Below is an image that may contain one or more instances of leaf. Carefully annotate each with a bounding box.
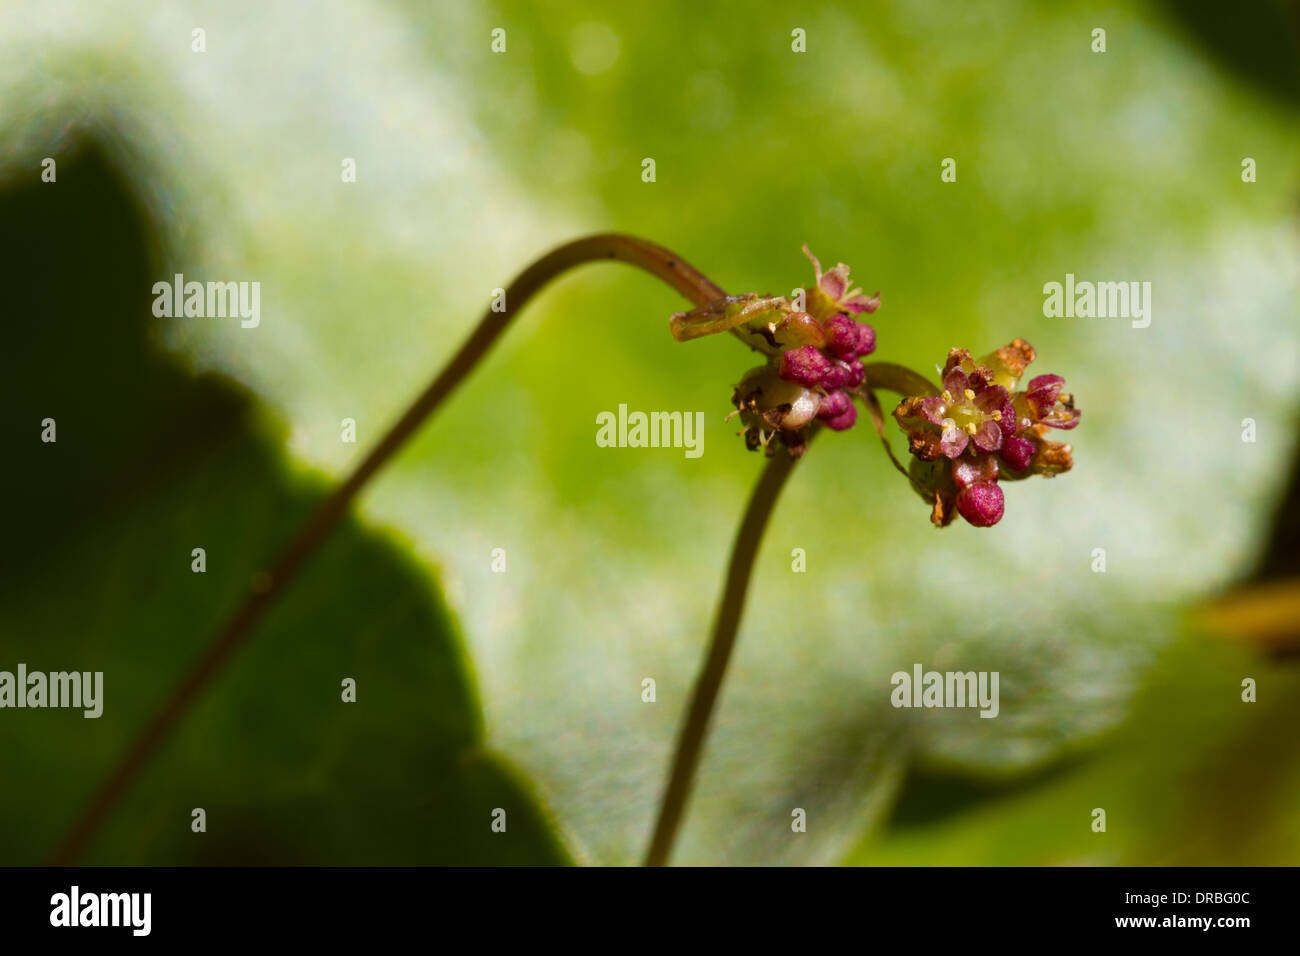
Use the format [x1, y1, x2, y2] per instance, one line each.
[844, 628, 1300, 865]
[0, 142, 570, 865]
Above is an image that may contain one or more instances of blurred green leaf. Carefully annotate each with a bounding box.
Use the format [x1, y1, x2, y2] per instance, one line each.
[0, 143, 570, 865]
[0, 0, 1296, 865]
[845, 627, 1300, 865]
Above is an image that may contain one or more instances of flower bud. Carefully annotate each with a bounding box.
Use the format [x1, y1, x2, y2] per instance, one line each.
[675, 245, 885, 456]
[956, 482, 1004, 527]
[817, 389, 858, 430]
[851, 322, 876, 358]
[778, 345, 833, 387]
[731, 366, 822, 454]
[824, 314, 859, 357]
[821, 358, 865, 389]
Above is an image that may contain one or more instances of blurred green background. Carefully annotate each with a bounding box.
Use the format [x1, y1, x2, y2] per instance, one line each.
[0, 0, 1297, 865]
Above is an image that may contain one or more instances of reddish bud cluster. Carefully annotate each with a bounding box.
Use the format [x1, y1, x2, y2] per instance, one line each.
[727, 247, 880, 455]
[670, 247, 1080, 530]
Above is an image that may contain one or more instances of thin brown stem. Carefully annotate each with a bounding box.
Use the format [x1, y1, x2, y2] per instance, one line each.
[643, 442, 805, 866]
[856, 363, 937, 492]
[50, 234, 724, 865]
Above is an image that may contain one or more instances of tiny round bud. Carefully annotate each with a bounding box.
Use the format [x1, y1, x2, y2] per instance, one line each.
[823, 400, 858, 431]
[817, 388, 853, 422]
[824, 314, 859, 357]
[735, 365, 821, 431]
[851, 322, 876, 358]
[770, 311, 827, 349]
[778, 345, 833, 387]
[821, 358, 865, 389]
[777, 386, 822, 429]
[1000, 435, 1035, 471]
[956, 481, 1004, 527]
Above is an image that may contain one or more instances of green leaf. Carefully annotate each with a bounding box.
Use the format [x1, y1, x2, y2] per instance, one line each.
[844, 628, 1300, 865]
[0, 145, 570, 866]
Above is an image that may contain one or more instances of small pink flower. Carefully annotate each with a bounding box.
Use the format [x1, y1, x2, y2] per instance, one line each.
[707, 245, 885, 456]
[893, 340, 1079, 527]
[803, 245, 880, 317]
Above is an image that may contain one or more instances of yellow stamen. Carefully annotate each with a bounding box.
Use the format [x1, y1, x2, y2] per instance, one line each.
[965, 422, 977, 436]
[941, 390, 953, 403]
[992, 410, 1002, 422]
[963, 388, 975, 400]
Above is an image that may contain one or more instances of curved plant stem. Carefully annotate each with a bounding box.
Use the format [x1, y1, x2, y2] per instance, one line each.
[863, 361, 939, 398]
[50, 234, 724, 865]
[643, 444, 804, 866]
[857, 363, 938, 492]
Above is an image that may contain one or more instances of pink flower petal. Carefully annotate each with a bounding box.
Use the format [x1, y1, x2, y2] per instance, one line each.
[940, 421, 969, 458]
[974, 384, 1009, 412]
[1025, 374, 1065, 416]
[819, 264, 851, 302]
[1042, 406, 1081, 430]
[1027, 374, 1065, 394]
[972, 420, 1003, 453]
[919, 396, 947, 426]
[842, 292, 881, 314]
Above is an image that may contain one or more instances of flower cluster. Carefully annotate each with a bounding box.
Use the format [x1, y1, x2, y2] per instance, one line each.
[892, 340, 1079, 527]
[668, 245, 1080, 529]
[692, 246, 877, 457]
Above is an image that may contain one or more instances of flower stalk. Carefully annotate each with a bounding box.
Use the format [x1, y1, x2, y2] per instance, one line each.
[643, 441, 804, 866]
[50, 234, 723, 865]
[53, 235, 1081, 871]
